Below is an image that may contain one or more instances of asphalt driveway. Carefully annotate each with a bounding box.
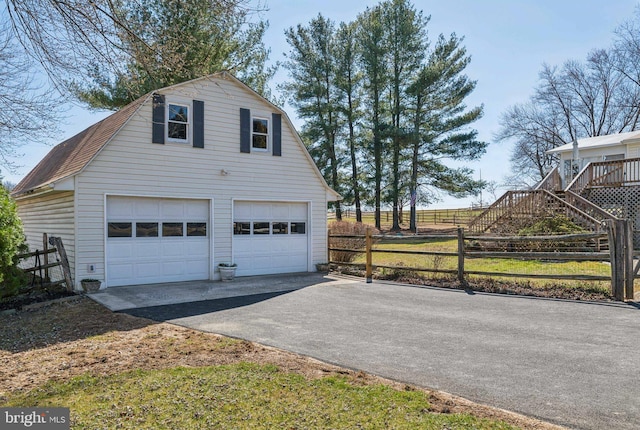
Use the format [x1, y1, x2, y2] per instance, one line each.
[97, 274, 640, 430]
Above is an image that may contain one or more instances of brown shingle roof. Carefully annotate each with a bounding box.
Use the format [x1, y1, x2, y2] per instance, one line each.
[12, 95, 149, 196]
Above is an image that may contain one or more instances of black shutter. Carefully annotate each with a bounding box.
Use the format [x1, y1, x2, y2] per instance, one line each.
[152, 94, 165, 144]
[272, 113, 282, 156]
[193, 100, 204, 148]
[240, 108, 251, 153]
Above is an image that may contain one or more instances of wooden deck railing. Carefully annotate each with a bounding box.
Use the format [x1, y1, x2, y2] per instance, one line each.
[468, 190, 605, 234]
[566, 157, 640, 194]
[534, 166, 562, 192]
[564, 190, 619, 223]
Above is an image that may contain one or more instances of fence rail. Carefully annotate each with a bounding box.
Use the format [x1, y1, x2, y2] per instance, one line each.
[16, 234, 73, 291]
[328, 224, 636, 301]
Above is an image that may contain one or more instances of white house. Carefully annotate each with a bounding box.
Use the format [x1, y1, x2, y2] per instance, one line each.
[547, 130, 640, 186]
[12, 73, 340, 289]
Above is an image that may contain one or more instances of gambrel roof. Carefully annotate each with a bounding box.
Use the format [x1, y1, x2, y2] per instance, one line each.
[12, 72, 339, 200]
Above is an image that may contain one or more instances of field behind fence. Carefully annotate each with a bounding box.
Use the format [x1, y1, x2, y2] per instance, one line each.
[328, 207, 485, 230]
[328, 223, 639, 301]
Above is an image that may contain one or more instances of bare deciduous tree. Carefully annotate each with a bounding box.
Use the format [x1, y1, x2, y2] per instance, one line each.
[0, 23, 59, 171]
[498, 49, 640, 187]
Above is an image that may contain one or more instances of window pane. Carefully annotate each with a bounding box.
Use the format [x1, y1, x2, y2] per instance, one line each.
[168, 122, 187, 140]
[108, 222, 132, 237]
[162, 222, 184, 237]
[136, 222, 158, 237]
[253, 222, 270, 234]
[252, 135, 267, 149]
[272, 222, 288, 234]
[291, 222, 306, 234]
[253, 118, 268, 133]
[169, 104, 188, 122]
[187, 222, 207, 237]
[234, 222, 251, 235]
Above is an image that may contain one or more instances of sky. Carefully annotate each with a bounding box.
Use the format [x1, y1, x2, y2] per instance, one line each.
[7, 0, 640, 208]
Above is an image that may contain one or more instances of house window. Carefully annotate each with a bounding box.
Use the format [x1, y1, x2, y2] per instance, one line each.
[168, 103, 189, 142]
[252, 117, 269, 150]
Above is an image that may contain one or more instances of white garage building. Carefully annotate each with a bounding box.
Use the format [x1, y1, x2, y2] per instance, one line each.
[12, 73, 339, 289]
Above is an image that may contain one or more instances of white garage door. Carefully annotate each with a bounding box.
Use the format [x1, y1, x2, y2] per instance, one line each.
[233, 201, 309, 276]
[106, 196, 210, 287]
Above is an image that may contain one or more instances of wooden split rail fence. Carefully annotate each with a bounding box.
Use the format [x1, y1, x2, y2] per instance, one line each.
[329, 220, 637, 301]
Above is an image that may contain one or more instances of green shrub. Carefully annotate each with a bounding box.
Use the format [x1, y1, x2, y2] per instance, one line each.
[0, 186, 27, 298]
[518, 215, 585, 236]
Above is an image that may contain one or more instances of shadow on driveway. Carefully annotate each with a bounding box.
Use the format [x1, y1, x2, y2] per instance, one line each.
[120, 290, 296, 321]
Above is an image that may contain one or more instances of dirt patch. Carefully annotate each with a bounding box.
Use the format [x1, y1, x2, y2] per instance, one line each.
[0, 297, 564, 429]
[0, 283, 76, 312]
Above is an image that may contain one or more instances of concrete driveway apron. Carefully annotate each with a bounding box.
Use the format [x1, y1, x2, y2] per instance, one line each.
[104, 274, 640, 430]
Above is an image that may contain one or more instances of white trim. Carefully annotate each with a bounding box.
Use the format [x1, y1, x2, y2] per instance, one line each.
[73, 177, 79, 289]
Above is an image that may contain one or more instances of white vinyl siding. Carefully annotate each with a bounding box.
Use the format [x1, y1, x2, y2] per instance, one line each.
[16, 191, 75, 281]
[74, 75, 331, 285]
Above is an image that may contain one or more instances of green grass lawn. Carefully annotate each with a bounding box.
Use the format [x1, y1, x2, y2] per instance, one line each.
[4, 363, 517, 429]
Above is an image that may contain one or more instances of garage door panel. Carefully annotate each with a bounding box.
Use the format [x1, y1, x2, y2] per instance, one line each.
[186, 202, 209, 218]
[272, 205, 289, 218]
[186, 240, 209, 258]
[108, 263, 134, 281]
[134, 242, 161, 258]
[233, 201, 308, 277]
[107, 197, 210, 287]
[162, 261, 185, 276]
[136, 200, 160, 218]
[137, 262, 162, 278]
[161, 200, 185, 218]
[251, 202, 272, 218]
[109, 242, 133, 258]
[289, 204, 307, 218]
[162, 241, 185, 257]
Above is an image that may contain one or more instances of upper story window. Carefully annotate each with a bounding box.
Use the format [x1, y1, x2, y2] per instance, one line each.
[168, 103, 189, 142]
[252, 117, 269, 150]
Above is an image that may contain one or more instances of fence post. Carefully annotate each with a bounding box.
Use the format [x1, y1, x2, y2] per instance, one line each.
[50, 236, 73, 291]
[624, 219, 635, 300]
[42, 233, 49, 282]
[607, 220, 624, 301]
[457, 227, 465, 285]
[366, 228, 373, 283]
[327, 228, 331, 265]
